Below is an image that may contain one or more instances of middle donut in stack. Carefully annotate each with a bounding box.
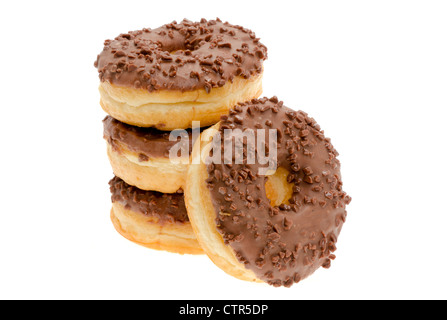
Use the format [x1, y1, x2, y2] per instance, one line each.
[95, 18, 268, 255]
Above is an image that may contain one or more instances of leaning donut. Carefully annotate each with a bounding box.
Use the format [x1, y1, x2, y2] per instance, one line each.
[94, 18, 267, 130]
[103, 116, 200, 193]
[185, 97, 351, 286]
[109, 176, 202, 255]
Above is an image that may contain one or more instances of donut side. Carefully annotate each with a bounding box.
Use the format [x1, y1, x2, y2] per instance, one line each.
[99, 73, 262, 129]
[185, 124, 261, 282]
[106, 144, 187, 193]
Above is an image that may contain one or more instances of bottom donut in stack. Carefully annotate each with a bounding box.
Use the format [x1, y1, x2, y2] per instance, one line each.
[103, 116, 203, 255]
[109, 176, 202, 255]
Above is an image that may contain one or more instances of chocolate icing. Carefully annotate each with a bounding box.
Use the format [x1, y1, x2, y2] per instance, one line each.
[205, 98, 351, 287]
[94, 18, 267, 93]
[109, 176, 189, 224]
[103, 116, 195, 159]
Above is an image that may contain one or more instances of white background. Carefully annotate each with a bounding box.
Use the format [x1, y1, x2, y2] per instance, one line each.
[1, 0, 446, 300]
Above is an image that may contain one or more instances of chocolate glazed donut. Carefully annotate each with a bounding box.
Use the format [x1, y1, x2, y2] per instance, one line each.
[110, 176, 203, 255]
[94, 18, 267, 130]
[185, 97, 351, 287]
[103, 116, 197, 193]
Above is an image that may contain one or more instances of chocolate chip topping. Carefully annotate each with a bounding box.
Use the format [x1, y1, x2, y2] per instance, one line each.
[103, 116, 196, 159]
[94, 18, 267, 92]
[109, 176, 189, 224]
[206, 97, 351, 287]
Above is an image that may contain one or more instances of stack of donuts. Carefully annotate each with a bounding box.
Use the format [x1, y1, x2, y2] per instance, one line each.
[94, 18, 351, 287]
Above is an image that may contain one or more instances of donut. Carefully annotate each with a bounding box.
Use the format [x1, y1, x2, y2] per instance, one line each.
[109, 176, 203, 255]
[94, 18, 267, 130]
[185, 97, 351, 286]
[103, 116, 201, 193]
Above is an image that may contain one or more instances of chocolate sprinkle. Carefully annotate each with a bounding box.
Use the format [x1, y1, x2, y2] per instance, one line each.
[206, 97, 351, 287]
[94, 18, 267, 92]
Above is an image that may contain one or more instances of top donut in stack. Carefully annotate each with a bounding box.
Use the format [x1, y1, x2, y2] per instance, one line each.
[94, 18, 268, 130]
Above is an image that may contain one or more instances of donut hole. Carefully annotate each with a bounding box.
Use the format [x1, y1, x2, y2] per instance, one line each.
[264, 167, 294, 207]
[159, 42, 186, 55]
[162, 36, 204, 54]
